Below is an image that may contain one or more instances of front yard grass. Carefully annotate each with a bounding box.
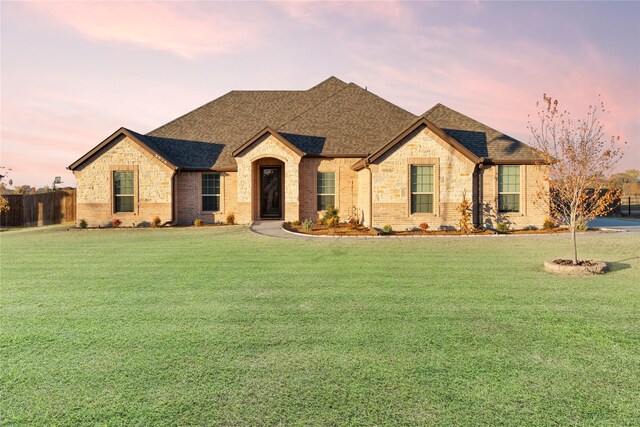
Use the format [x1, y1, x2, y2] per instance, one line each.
[1, 226, 639, 425]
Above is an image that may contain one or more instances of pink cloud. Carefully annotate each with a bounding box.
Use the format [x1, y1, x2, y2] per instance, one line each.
[273, 0, 411, 26]
[27, 2, 263, 59]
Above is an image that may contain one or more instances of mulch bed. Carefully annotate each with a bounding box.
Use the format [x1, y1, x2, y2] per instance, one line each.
[552, 259, 600, 267]
[284, 223, 377, 236]
[284, 222, 593, 237]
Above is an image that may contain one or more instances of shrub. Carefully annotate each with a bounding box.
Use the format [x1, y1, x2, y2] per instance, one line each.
[457, 190, 472, 234]
[111, 219, 122, 228]
[302, 218, 314, 231]
[576, 220, 588, 231]
[419, 222, 429, 231]
[226, 212, 235, 225]
[543, 218, 555, 230]
[382, 224, 393, 235]
[292, 220, 301, 227]
[321, 206, 340, 225]
[151, 216, 161, 227]
[194, 218, 204, 227]
[326, 216, 339, 228]
[347, 216, 358, 230]
[495, 221, 509, 234]
[78, 219, 88, 229]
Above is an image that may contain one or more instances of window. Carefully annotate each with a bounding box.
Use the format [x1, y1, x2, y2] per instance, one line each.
[317, 172, 335, 211]
[202, 173, 220, 212]
[411, 165, 434, 214]
[113, 171, 134, 213]
[498, 165, 520, 212]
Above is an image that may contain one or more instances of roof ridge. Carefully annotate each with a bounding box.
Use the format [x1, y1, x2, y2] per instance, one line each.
[276, 83, 417, 132]
[428, 103, 506, 135]
[273, 82, 353, 129]
[348, 82, 418, 118]
[421, 103, 444, 117]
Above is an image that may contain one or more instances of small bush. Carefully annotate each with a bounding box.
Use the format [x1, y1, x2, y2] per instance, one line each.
[194, 218, 204, 227]
[543, 218, 555, 230]
[111, 219, 122, 228]
[321, 206, 340, 225]
[419, 222, 429, 231]
[382, 224, 393, 235]
[495, 221, 509, 234]
[576, 220, 588, 231]
[151, 216, 161, 227]
[292, 220, 301, 227]
[347, 216, 358, 230]
[226, 212, 235, 225]
[78, 219, 88, 229]
[302, 219, 314, 231]
[326, 216, 339, 228]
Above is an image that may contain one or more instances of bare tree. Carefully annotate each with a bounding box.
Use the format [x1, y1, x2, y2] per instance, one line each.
[529, 95, 625, 265]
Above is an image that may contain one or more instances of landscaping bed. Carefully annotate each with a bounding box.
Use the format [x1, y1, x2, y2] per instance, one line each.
[284, 222, 377, 236]
[284, 222, 595, 237]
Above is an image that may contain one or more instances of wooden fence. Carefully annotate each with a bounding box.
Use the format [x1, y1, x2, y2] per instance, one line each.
[1, 189, 76, 227]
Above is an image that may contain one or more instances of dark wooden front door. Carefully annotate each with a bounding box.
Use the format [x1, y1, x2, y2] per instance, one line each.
[260, 166, 282, 219]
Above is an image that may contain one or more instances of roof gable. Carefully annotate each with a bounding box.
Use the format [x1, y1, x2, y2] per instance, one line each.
[232, 127, 304, 158]
[423, 104, 544, 162]
[68, 128, 176, 171]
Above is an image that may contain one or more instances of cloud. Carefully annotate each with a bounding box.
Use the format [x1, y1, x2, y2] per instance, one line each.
[26, 1, 263, 59]
[272, 0, 412, 27]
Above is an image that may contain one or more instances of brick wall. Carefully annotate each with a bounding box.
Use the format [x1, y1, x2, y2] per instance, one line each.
[299, 158, 360, 222]
[480, 164, 549, 229]
[74, 135, 174, 226]
[175, 171, 237, 224]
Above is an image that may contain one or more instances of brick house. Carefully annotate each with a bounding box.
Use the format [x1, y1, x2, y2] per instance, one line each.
[68, 77, 549, 229]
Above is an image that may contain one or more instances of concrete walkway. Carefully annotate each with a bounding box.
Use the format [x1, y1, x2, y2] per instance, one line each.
[589, 217, 640, 232]
[250, 220, 310, 239]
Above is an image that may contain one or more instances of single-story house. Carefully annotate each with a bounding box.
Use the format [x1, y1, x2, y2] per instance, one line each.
[69, 77, 549, 229]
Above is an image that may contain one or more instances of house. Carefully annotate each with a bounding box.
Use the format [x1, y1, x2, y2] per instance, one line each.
[68, 77, 549, 229]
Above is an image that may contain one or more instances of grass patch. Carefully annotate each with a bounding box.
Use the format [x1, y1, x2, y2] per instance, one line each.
[1, 226, 639, 425]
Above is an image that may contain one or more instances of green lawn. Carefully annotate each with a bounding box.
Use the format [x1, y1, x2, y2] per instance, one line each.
[1, 226, 639, 426]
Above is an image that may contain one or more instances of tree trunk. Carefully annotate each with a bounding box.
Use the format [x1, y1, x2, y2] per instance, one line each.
[571, 226, 578, 265]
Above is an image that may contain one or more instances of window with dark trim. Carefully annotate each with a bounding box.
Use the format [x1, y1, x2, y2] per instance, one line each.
[410, 165, 434, 214]
[113, 171, 134, 213]
[202, 173, 220, 212]
[498, 165, 520, 212]
[317, 172, 335, 211]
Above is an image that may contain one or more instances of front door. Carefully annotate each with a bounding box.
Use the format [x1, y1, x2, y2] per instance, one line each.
[260, 166, 282, 219]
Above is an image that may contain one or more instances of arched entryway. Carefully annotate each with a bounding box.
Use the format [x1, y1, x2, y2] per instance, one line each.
[252, 157, 285, 220]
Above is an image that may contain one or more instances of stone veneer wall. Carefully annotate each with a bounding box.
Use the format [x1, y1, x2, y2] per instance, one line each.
[370, 127, 475, 230]
[298, 158, 360, 222]
[234, 134, 301, 223]
[480, 164, 549, 229]
[175, 171, 237, 224]
[74, 135, 174, 226]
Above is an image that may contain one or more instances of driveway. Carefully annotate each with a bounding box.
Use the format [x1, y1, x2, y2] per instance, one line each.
[589, 217, 640, 232]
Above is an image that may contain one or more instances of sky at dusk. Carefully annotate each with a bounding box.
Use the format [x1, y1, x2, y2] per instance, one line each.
[1, 1, 639, 188]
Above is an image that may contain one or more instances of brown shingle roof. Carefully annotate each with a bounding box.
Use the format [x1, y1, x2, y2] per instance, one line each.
[276, 83, 417, 155]
[146, 76, 351, 169]
[422, 103, 544, 162]
[71, 77, 545, 171]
